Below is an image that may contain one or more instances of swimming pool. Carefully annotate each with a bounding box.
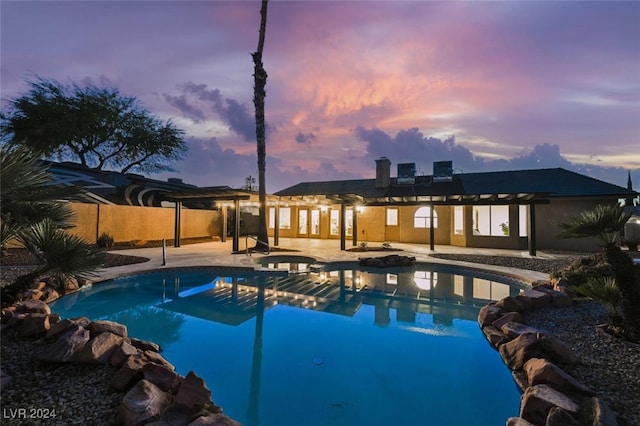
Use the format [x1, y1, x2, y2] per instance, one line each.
[51, 263, 523, 426]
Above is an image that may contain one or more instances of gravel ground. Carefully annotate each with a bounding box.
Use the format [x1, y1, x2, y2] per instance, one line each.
[2, 252, 639, 425]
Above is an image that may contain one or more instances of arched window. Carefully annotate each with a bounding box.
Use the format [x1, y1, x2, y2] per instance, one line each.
[414, 206, 438, 228]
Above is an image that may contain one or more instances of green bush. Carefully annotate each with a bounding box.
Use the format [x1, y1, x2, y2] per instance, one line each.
[97, 232, 114, 249]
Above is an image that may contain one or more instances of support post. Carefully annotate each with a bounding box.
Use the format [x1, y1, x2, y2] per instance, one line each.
[274, 204, 280, 246]
[340, 200, 346, 251]
[233, 199, 240, 252]
[352, 206, 358, 247]
[429, 203, 435, 251]
[162, 239, 166, 265]
[221, 204, 227, 243]
[174, 201, 182, 248]
[528, 203, 537, 256]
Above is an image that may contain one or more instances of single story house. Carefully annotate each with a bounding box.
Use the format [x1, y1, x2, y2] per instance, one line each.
[270, 158, 638, 254]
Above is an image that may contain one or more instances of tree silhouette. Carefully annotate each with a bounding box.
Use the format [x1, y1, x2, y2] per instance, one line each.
[2, 77, 187, 174]
[251, 0, 270, 252]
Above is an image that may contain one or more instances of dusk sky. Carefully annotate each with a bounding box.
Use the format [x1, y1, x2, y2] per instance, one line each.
[1, 1, 639, 193]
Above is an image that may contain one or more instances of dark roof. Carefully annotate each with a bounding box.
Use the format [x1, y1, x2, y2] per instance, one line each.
[275, 168, 636, 205]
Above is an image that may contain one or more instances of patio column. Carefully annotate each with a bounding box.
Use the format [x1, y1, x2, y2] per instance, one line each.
[221, 204, 227, 243]
[528, 203, 537, 256]
[340, 200, 346, 251]
[233, 198, 240, 252]
[429, 203, 435, 251]
[352, 205, 358, 246]
[174, 201, 182, 248]
[274, 204, 280, 246]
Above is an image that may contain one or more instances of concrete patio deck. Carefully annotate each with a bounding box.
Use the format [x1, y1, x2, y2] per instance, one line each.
[98, 238, 556, 283]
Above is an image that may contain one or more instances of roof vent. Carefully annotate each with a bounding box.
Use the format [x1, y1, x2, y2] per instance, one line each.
[433, 161, 453, 183]
[397, 163, 416, 185]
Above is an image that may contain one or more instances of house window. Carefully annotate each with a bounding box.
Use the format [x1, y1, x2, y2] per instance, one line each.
[519, 205, 528, 237]
[268, 207, 275, 229]
[298, 210, 308, 234]
[279, 207, 291, 230]
[346, 209, 354, 236]
[311, 210, 320, 235]
[386, 208, 398, 226]
[453, 206, 464, 235]
[330, 210, 339, 235]
[414, 206, 438, 228]
[472, 205, 509, 236]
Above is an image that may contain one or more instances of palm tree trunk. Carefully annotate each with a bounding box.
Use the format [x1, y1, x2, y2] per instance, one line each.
[252, 0, 270, 252]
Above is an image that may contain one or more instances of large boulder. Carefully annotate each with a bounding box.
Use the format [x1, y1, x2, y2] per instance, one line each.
[111, 354, 148, 392]
[36, 325, 90, 363]
[524, 358, 593, 395]
[174, 371, 216, 415]
[188, 413, 242, 426]
[88, 320, 128, 338]
[499, 332, 542, 371]
[74, 332, 124, 364]
[492, 311, 522, 329]
[15, 299, 51, 315]
[478, 304, 505, 328]
[118, 379, 172, 426]
[45, 317, 91, 341]
[520, 384, 579, 425]
[111, 341, 140, 367]
[19, 313, 50, 338]
[481, 325, 510, 348]
[519, 288, 552, 309]
[499, 322, 541, 339]
[142, 363, 182, 394]
[538, 333, 579, 366]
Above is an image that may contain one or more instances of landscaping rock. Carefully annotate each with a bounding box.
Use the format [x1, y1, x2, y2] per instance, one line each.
[506, 417, 536, 426]
[482, 325, 510, 348]
[118, 379, 172, 426]
[500, 322, 541, 339]
[520, 384, 579, 425]
[496, 296, 527, 313]
[538, 333, 579, 366]
[36, 325, 90, 363]
[45, 317, 91, 341]
[15, 299, 51, 315]
[19, 313, 50, 338]
[524, 358, 593, 395]
[188, 413, 242, 425]
[478, 304, 505, 328]
[111, 340, 140, 367]
[174, 371, 216, 415]
[88, 320, 128, 338]
[142, 362, 182, 393]
[111, 354, 147, 392]
[130, 337, 161, 352]
[519, 288, 552, 309]
[75, 331, 124, 364]
[546, 406, 579, 426]
[499, 332, 542, 370]
[492, 311, 523, 329]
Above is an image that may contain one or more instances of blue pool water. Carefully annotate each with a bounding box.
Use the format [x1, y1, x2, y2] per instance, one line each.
[51, 264, 522, 426]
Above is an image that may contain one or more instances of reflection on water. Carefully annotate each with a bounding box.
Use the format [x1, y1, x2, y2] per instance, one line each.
[51, 263, 523, 426]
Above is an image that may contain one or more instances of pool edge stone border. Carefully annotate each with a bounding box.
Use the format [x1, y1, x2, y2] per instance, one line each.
[1, 299, 242, 426]
[477, 279, 619, 426]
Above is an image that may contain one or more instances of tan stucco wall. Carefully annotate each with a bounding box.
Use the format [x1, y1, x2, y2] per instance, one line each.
[68, 203, 221, 243]
[264, 197, 615, 252]
[534, 198, 614, 252]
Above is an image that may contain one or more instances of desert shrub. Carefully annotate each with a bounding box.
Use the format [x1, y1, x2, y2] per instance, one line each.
[97, 232, 114, 248]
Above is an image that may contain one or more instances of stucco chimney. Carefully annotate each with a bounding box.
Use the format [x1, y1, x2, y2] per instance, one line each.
[375, 157, 391, 188]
